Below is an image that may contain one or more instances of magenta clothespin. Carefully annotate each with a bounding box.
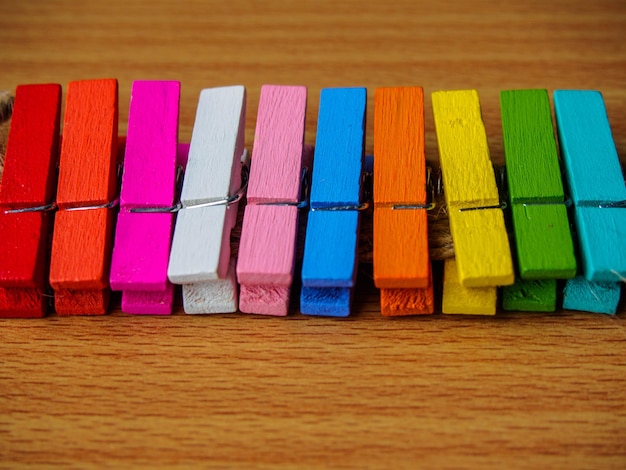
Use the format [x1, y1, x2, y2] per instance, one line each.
[109, 80, 181, 314]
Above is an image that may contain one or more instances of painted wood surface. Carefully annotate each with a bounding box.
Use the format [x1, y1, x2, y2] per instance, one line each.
[562, 276, 621, 315]
[379, 268, 435, 316]
[236, 85, 307, 316]
[500, 89, 576, 280]
[499, 89, 574, 312]
[373, 87, 429, 289]
[118, 81, 179, 208]
[554, 90, 626, 282]
[554, 90, 625, 314]
[441, 259, 497, 315]
[109, 81, 180, 315]
[432, 90, 514, 288]
[372, 87, 434, 316]
[49, 79, 118, 315]
[502, 279, 557, 312]
[168, 86, 246, 313]
[118, 143, 189, 315]
[0, 84, 61, 317]
[180, 151, 248, 314]
[300, 87, 366, 317]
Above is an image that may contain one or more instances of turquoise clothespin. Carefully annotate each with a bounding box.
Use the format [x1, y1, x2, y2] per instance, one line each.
[554, 90, 625, 314]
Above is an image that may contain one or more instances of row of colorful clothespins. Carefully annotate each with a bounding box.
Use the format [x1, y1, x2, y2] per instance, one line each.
[0, 80, 623, 318]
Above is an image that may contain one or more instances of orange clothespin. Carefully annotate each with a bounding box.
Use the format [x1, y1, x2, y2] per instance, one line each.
[373, 87, 434, 315]
[49, 79, 119, 315]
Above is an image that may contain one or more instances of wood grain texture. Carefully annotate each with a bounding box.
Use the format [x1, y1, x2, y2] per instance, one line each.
[0, 84, 61, 317]
[500, 89, 577, 280]
[432, 90, 514, 287]
[49, 79, 118, 315]
[301, 87, 366, 316]
[1, 0, 626, 467]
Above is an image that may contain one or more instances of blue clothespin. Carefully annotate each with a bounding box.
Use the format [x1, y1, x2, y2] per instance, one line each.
[300, 87, 367, 317]
[554, 90, 625, 313]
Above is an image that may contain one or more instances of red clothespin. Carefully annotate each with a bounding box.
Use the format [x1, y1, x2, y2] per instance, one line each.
[0, 84, 61, 317]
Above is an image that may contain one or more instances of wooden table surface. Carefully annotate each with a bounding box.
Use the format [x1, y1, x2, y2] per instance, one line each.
[2, 0, 626, 467]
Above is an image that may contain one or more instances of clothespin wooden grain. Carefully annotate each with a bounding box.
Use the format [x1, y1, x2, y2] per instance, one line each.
[432, 90, 513, 315]
[441, 260, 497, 315]
[554, 90, 625, 314]
[236, 85, 307, 316]
[554, 90, 626, 282]
[502, 279, 557, 312]
[49, 79, 118, 315]
[500, 89, 577, 312]
[501, 89, 577, 279]
[109, 80, 180, 314]
[373, 87, 434, 315]
[122, 143, 189, 313]
[432, 90, 514, 288]
[168, 86, 246, 313]
[562, 277, 621, 315]
[300, 87, 366, 317]
[0, 84, 61, 318]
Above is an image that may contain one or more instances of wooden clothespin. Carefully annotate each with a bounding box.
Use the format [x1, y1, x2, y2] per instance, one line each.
[432, 90, 514, 315]
[236, 85, 307, 316]
[121, 143, 189, 313]
[554, 90, 625, 314]
[0, 84, 61, 318]
[49, 79, 118, 315]
[373, 87, 434, 316]
[109, 80, 180, 314]
[499, 89, 577, 312]
[442, 260, 497, 315]
[168, 86, 246, 313]
[300, 87, 366, 317]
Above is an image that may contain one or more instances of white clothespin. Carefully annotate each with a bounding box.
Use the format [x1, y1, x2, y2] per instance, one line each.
[168, 86, 246, 313]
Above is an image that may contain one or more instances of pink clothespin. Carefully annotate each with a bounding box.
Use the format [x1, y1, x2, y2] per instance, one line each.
[109, 80, 180, 314]
[236, 85, 307, 316]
